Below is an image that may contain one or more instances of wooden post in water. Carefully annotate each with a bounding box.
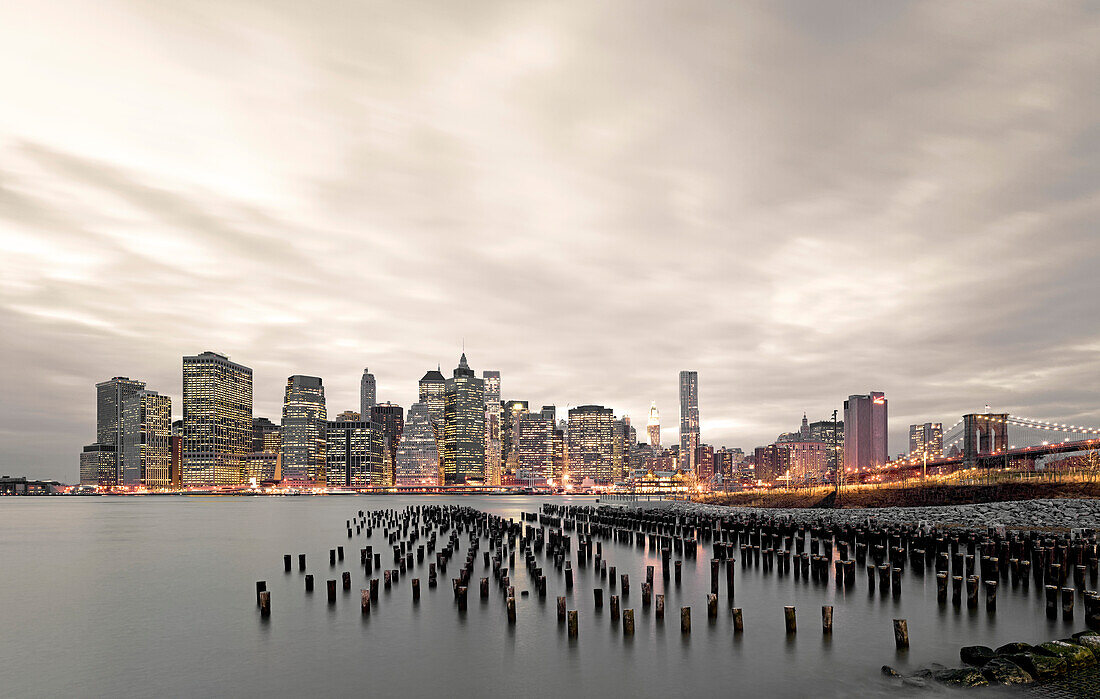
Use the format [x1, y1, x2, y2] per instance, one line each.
[557, 596, 567, 622]
[681, 606, 691, 634]
[936, 572, 948, 603]
[370, 577, 378, 601]
[893, 619, 909, 650]
[284, 554, 292, 572]
[342, 571, 351, 590]
[656, 593, 665, 620]
[594, 588, 603, 609]
[610, 594, 620, 621]
[361, 589, 371, 615]
[481, 577, 489, 599]
[259, 590, 270, 617]
[966, 575, 979, 608]
[984, 580, 997, 611]
[298, 554, 306, 571]
[675, 560, 682, 585]
[568, 609, 578, 637]
[784, 606, 796, 634]
[623, 609, 635, 635]
[822, 605, 833, 634]
[621, 573, 629, 597]
[1062, 586, 1075, 620]
[327, 579, 337, 604]
[457, 586, 468, 610]
[256, 581, 267, 607]
[305, 574, 314, 592]
[732, 607, 743, 633]
[412, 578, 420, 601]
[707, 593, 718, 619]
[507, 596, 516, 623]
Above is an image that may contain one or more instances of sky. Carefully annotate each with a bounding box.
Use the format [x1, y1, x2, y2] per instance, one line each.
[2, 1, 1099, 481]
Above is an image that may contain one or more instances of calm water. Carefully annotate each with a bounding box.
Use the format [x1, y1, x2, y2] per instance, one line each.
[0, 496, 1075, 697]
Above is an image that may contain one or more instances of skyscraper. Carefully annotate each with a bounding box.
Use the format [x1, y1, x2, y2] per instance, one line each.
[182, 352, 253, 486]
[90, 376, 146, 485]
[483, 371, 502, 487]
[679, 371, 700, 474]
[442, 353, 485, 485]
[843, 392, 888, 472]
[371, 402, 404, 487]
[567, 405, 615, 484]
[515, 412, 554, 484]
[503, 400, 529, 476]
[280, 375, 327, 484]
[360, 368, 376, 417]
[395, 403, 441, 486]
[122, 390, 172, 487]
[326, 419, 382, 487]
[809, 419, 844, 474]
[421, 366, 447, 481]
[647, 402, 660, 448]
[251, 417, 280, 453]
[909, 422, 944, 460]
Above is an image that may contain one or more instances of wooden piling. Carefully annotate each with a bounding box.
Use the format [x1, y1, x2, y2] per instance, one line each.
[984, 579, 997, 611]
[568, 609, 578, 637]
[594, 588, 603, 609]
[784, 606, 796, 634]
[611, 594, 620, 621]
[284, 554, 291, 572]
[412, 578, 420, 601]
[342, 571, 351, 590]
[893, 618, 909, 650]
[623, 608, 635, 635]
[256, 580, 267, 607]
[361, 589, 371, 615]
[656, 593, 665, 620]
[732, 607, 743, 633]
[557, 596, 567, 622]
[822, 605, 833, 634]
[681, 606, 691, 633]
[259, 590, 270, 617]
[327, 579, 337, 604]
[305, 574, 314, 592]
[507, 596, 516, 623]
[457, 586, 468, 610]
[298, 554, 306, 571]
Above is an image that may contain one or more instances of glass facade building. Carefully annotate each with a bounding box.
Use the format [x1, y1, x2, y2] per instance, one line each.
[395, 403, 441, 486]
[567, 405, 615, 484]
[280, 375, 327, 484]
[442, 354, 485, 485]
[370, 402, 404, 487]
[515, 412, 554, 483]
[843, 392, 888, 473]
[182, 352, 253, 487]
[326, 419, 383, 487]
[91, 376, 146, 485]
[360, 368, 376, 418]
[122, 390, 172, 487]
[679, 371, 700, 475]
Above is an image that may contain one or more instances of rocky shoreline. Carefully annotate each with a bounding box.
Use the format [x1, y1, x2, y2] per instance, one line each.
[623, 498, 1100, 530]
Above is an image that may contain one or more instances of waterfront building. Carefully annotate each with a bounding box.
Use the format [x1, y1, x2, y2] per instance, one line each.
[552, 426, 566, 481]
[90, 376, 146, 485]
[808, 419, 844, 473]
[786, 440, 829, 485]
[371, 402, 404, 487]
[122, 390, 172, 487]
[170, 434, 181, 487]
[502, 400, 529, 475]
[483, 371, 502, 486]
[679, 371, 700, 474]
[695, 443, 715, 481]
[567, 405, 615, 484]
[754, 444, 791, 483]
[647, 402, 660, 448]
[420, 367, 446, 425]
[442, 354, 485, 485]
[360, 368, 376, 417]
[843, 392, 888, 473]
[909, 422, 944, 460]
[515, 412, 554, 483]
[713, 447, 736, 481]
[326, 419, 383, 487]
[182, 352, 253, 486]
[280, 375, 327, 484]
[79, 443, 116, 487]
[395, 403, 440, 486]
[251, 417, 280, 453]
[243, 451, 278, 483]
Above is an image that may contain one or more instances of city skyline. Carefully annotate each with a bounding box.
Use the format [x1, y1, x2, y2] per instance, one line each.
[3, 2, 1100, 481]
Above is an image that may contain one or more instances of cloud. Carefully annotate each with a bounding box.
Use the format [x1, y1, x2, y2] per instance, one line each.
[0, 0, 1098, 479]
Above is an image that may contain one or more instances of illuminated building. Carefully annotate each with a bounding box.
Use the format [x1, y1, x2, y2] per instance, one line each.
[909, 422, 944, 460]
[679, 371, 700, 474]
[251, 417, 280, 453]
[502, 400, 529, 474]
[695, 444, 714, 481]
[567, 405, 615, 484]
[243, 451, 278, 483]
[280, 375, 327, 484]
[713, 447, 736, 480]
[808, 419, 844, 473]
[91, 376, 146, 485]
[337, 410, 361, 422]
[79, 443, 115, 487]
[482, 371, 502, 486]
[786, 440, 829, 484]
[170, 434, 181, 487]
[754, 444, 791, 483]
[552, 426, 566, 480]
[843, 392, 888, 472]
[442, 354, 485, 484]
[647, 402, 660, 448]
[371, 402, 404, 487]
[326, 419, 383, 487]
[122, 390, 172, 487]
[540, 405, 556, 423]
[395, 403, 440, 486]
[420, 367, 446, 425]
[182, 352, 253, 487]
[516, 412, 554, 483]
[360, 368, 376, 417]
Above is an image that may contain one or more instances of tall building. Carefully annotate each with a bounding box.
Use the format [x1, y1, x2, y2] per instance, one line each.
[326, 419, 382, 487]
[786, 440, 829, 484]
[80, 443, 116, 488]
[395, 403, 440, 486]
[419, 367, 446, 425]
[360, 368, 376, 417]
[280, 375, 327, 484]
[552, 425, 566, 481]
[647, 402, 660, 448]
[695, 444, 715, 481]
[808, 419, 844, 473]
[371, 402, 404, 487]
[502, 400, 529, 475]
[540, 405, 556, 423]
[567, 405, 615, 484]
[91, 376, 146, 485]
[251, 417, 280, 453]
[754, 444, 791, 483]
[679, 371, 700, 474]
[482, 370, 502, 486]
[515, 412, 554, 484]
[336, 410, 361, 422]
[442, 354, 485, 485]
[122, 390, 172, 487]
[843, 392, 888, 473]
[182, 352, 253, 486]
[909, 422, 944, 460]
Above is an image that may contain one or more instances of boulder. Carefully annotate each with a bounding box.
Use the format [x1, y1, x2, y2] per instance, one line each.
[981, 657, 1035, 686]
[933, 667, 989, 687]
[1008, 652, 1068, 679]
[960, 645, 995, 666]
[1034, 640, 1096, 670]
[994, 641, 1032, 656]
[880, 665, 902, 678]
[1073, 634, 1100, 659]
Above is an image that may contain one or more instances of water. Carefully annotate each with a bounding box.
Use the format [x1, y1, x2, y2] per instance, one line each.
[0, 495, 1075, 697]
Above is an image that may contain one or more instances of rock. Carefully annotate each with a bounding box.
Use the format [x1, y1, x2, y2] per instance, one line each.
[1072, 630, 1100, 641]
[1009, 652, 1068, 679]
[880, 665, 902, 678]
[909, 667, 933, 679]
[1073, 634, 1100, 659]
[1034, 640, 1097, 670]
[981, 657, 1035, 686]
[933, 667, 989, 687]
[995, 641, 1032, 656]
[960, 645, 995, 666]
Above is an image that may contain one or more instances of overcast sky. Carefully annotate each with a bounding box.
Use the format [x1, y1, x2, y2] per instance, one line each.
[2, 1, 1099, 481]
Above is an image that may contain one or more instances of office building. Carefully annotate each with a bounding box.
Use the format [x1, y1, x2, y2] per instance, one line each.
[679, 371, 700, 474]
[326, 419, 383, 487]
[371, 402, 404, 487]
[182, 352, 253, 486]
[442, 354, 485, 485]
[567, 405, 615, 484]
[808, 419, 844, 473]
[515, 412, 554, 483]
[122, 390, 172, 487]
[647, 402, 660, 448]
[80, 443, 116, 487]
[251, 417, 280, 453]
[360, 368, 376, 417]
[786, 440, 829, 484]
[280, 375, 327, 484]
[92, 376, 147, 485]
[483, 370, 502, 486]
[909, 422, 944, 460]
[395, 403, 440, 486]
[843, 392, 888, 472]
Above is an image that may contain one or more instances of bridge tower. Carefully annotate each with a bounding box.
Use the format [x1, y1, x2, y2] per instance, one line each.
[962, 413, 1008, 468]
